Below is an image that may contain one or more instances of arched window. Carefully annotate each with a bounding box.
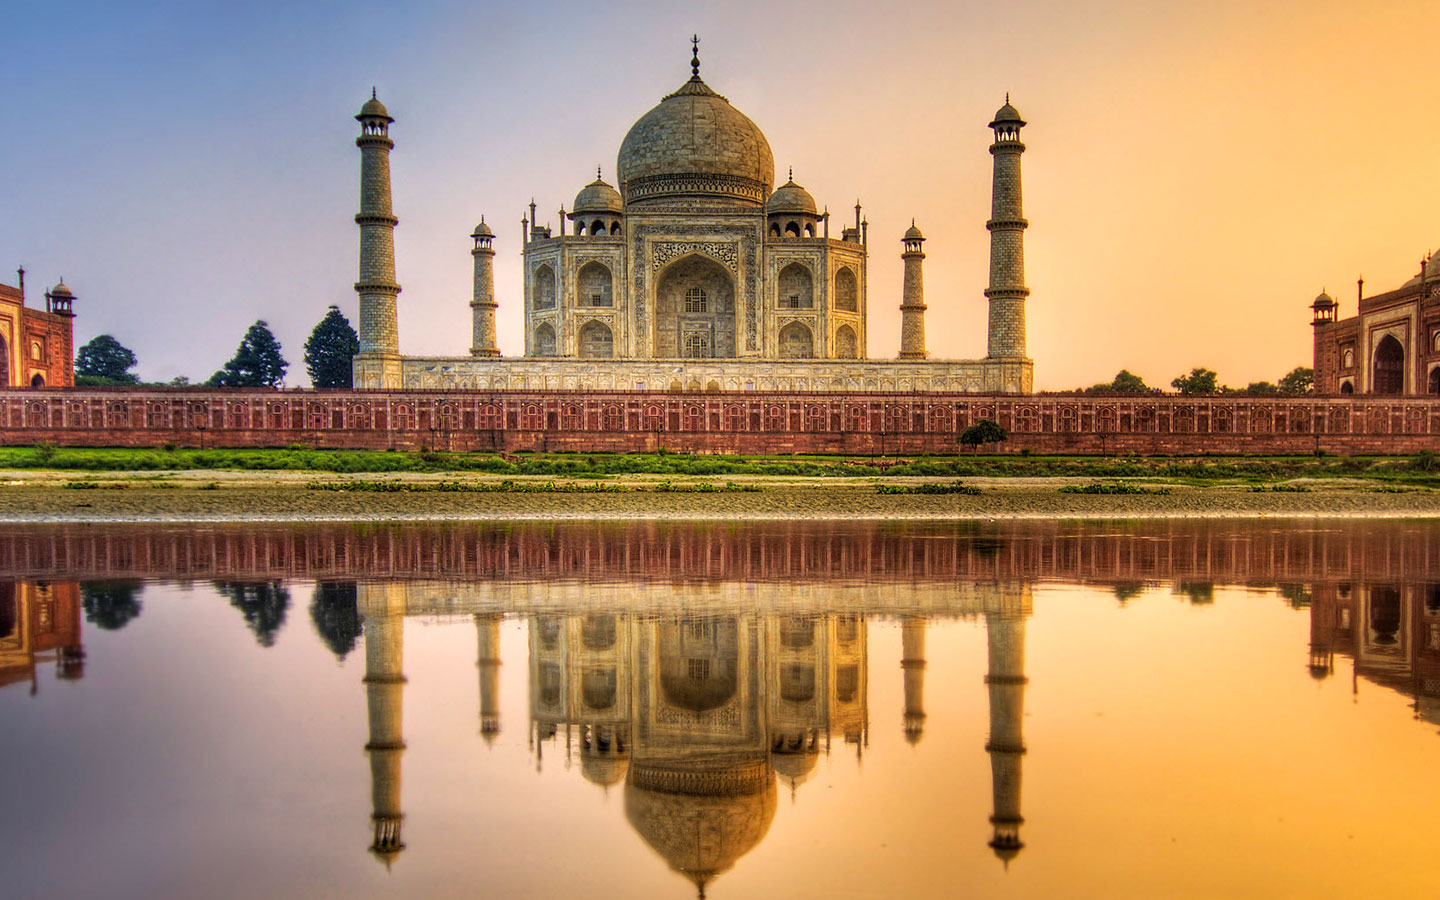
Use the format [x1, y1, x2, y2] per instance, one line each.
[683, 332, 710, 358]
[30, 340, 43, 361]
[769, 223, 781, 238]
[533, 264, 557, 310]
[577, 262, 613, 307]
[777, 262, 813, 310]
[1372, 335, 1405, 395]
[834, 267, 858, 312]
[833, 325, 858, 359]
[779, 321, 814, 359]
[609, 221, 622, 235]
[578, 320, 613, 359]
[784, 221, 801, 237]
[30, 373, 44, 388]
[534, 322, 557, 357]
[1342, 347, 1354, 368]
[590, 219, 605, 236]
[684, 287, 707, 313]
[804, 223, 815, 237]
[1429, 367, 1440, 394]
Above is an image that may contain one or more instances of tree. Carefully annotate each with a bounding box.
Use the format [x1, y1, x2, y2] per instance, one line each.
[207, 320, 288, 387]
[310, 582, 362, 660]
[960, 419, 1008, 449]
[74, 335, 139, 384]
[304, 305, 360, 389]
[80, 580, 144, 631]
[1170, 367, 1220, 394]
[1279, 366, 1314, 395]
[1088, 369, 1149, 394]
[1243, 381, 1280, 395]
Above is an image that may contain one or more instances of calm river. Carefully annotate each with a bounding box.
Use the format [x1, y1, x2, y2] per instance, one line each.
[2, 520, 1437, 898]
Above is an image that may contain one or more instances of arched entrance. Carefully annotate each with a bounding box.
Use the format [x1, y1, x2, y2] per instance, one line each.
[1372, 335, 1405, 395]
[30, 373, 44, 388]
[654, 254, 736, 358]
[1429, 367, 1440, 394]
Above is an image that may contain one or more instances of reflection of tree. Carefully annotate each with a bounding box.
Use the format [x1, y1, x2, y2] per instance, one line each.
[310, 582, 361, 660]
[1176, 581, 1214, 605]
[80, 580, 144, 631]
[215, 582, 290, 647]
[1278, 583, 1311, 609]
[1113, 582, 1144, 604]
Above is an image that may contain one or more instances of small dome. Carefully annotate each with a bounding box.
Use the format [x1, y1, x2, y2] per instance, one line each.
[1312, 290, 1335, 307]
[766, 175, 817, 216]
[48, 280, 72, 297]
[904, 222, 925, 241]
[990, 98, 1025, 129]
[582, 752, 630, 788]
[471, 219, 494, 238]
[357, 91, 392, 121]
[574, 176, 624, 215]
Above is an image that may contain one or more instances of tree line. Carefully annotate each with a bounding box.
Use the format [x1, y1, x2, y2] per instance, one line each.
[74, 306, 359, 389]
[1082, 366, 1314, 396]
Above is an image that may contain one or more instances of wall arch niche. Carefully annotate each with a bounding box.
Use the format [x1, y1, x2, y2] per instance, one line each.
[834, 324, 858, 359]
[533, 264, 557, 310]
[654, 254, 736, 358]
[658, 617, 739, 712]
[834, 267, 858, 312]
[0, 334, 9, 387]
[1372, 335, 1404, 395]
[577, 262, 613, 308]
[779, 321, 814, 358]
[778, 262, 813, 310]
[578, 320, 614, 359]
[534, 322, 557, 357]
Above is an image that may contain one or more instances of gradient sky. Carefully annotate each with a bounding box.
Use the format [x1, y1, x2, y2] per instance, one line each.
[5, 0, 1438, 390]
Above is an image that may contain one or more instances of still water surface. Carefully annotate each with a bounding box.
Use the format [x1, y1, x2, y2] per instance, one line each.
[2, 520, 1438, 899]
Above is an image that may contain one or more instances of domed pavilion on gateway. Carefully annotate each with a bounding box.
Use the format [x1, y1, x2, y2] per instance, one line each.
[351, 39, 1034, 394]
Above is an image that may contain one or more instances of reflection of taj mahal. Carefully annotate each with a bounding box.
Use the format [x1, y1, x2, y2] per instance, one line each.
[352, 39, 1034, 393]
[355, 589, 1032, 895]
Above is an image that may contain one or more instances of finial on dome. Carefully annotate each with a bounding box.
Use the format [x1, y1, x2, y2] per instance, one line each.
[372, 87, 377, 99]
[597, 165, 602, 179]
[788, 166, 793, 182]
[691, 34, 700, 78]
[1005, 91, 1009, 103]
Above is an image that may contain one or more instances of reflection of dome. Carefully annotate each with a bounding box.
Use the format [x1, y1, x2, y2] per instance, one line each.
[582, 752, 630, 788]
[1308, 664, 1332, 680]
[771, 748, 818, 793]
[625, 758, 776, 897]
[617, 74, 774, 207]
[573, 177, 624, 215]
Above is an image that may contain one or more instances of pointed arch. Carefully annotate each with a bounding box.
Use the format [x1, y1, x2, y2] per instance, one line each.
[1372, 335, 1404, 395]
[533, 264, 557, 310]
[779, 321, 814, 359]
[533, 322, 557, 357]
[578, 320, 614, 359]
[834, 267, 858, 312]
[834, 324, 858, 359]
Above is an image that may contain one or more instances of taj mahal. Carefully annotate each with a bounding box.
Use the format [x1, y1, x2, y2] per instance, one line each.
[351, 39, 1034, 394]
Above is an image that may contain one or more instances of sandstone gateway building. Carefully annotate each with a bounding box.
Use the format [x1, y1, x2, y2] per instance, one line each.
[352, 43, 1034, 394]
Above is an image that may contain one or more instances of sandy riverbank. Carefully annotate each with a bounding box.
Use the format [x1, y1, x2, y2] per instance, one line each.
[0, 469, 1436, 522]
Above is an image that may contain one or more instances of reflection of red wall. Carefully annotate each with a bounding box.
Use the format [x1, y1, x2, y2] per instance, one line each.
[2, 521, 1440, 585]
[0, 581, 83, 691]
[2, 389, 1440, 454]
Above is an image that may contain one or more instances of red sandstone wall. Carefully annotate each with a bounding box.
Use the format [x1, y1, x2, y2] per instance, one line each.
[3, 388, 1440, 455]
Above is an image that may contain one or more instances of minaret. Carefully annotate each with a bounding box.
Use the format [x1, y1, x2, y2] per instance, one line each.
[984, 588, 1031, 865]
[900, 616, 927, 743]
[476, 613, 502, 741]
[353, 90, 403, 389]
[469, 219, 500, 357]
[985, 96, 1030, 360]
[898, 223, 928, 359]
[360, 583, 407, 867]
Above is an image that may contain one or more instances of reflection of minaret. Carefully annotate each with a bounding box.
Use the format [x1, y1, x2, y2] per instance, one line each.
[1308, 584, 1335, 680]
[900, 616, 927, 744]
[984, 592, 1029, 865]
[476, 614, 502, 743]
[361, 584, 407, 868]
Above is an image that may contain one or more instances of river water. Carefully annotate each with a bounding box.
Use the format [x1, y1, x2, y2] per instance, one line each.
[2, 520, 1437, 899]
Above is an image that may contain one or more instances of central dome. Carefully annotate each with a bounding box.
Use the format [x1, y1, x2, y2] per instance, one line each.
[617, 75, 775, 208]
